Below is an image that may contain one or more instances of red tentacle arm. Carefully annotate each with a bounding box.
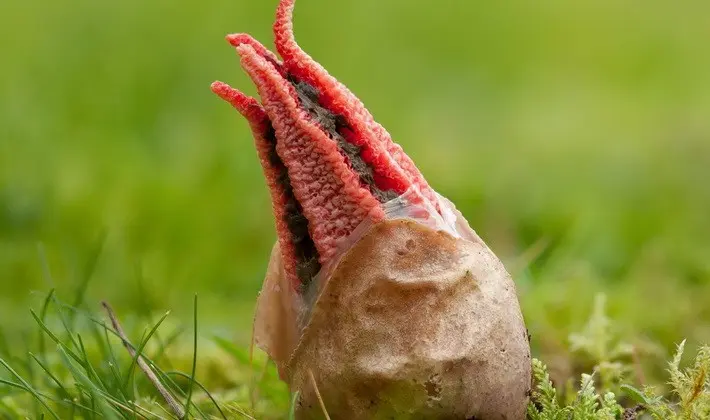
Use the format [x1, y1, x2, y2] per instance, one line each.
[212, 0, 441, 289]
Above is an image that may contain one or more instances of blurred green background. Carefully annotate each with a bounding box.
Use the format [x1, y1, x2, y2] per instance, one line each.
[1, 0, 709, 374]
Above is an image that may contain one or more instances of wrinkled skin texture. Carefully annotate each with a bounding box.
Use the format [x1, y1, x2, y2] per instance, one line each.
[213, 1, 531, 418]
[289, 220, 531, 420]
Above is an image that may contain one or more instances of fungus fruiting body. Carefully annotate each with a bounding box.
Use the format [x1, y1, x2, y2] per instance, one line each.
[212, 0, 440, 290]
[213, 1, 531, 418]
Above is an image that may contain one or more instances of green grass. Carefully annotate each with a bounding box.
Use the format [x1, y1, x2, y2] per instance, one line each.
[0, 287, 290, 418]
[1, 0, 709, 417]
[1, 286, 707, 418]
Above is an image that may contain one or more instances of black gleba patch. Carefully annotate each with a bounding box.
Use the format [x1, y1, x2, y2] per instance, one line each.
[288, 75, 399, 203]
[264, 125, 321, 287]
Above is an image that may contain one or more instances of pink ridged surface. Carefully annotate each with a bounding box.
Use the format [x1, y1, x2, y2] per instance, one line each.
[273, 0, 439, 211]
[210, 81, 300, 286]
[237, 44, 385, 263]
[212, 0, 442, 289]
[226, 33, 284, 74]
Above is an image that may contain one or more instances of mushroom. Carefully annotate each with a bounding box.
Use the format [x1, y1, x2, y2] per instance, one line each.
[212, 1, 531, 418]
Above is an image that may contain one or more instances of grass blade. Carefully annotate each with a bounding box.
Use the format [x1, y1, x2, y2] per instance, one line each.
[0, 357, 61, 420]
[28, 352, 71, 400]
[102, 302, 185, 418]
[56, 346, 120, 420]
[166, 371, 227, 420]
[35, 247, 83, 354]
[37, 288, 56, 356]
[183, 294, 198, 419]
[30, 310, 82, 366]
[120, 311, 170, 392]
[288, 391, 300, 420]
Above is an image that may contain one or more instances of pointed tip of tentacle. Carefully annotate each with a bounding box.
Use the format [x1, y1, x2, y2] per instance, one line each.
[226, 33, 283, 69]
[234, 44, 272, 90]
[225, 33, 255, 48]
[211, 80, 269, 127]
[235, 43, 299, 109]
[212, 80, 300, 288]
[214, 0, 443, 288]
[273, 0, 299, 62]
[237, 42, 388, 265]
[210, 80, 251, 110]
